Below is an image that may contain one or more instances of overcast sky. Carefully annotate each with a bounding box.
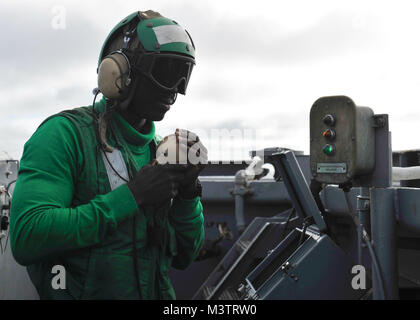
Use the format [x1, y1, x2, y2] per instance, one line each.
[2, 0, 420, 161]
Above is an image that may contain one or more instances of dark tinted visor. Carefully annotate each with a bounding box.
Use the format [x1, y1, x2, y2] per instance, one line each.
[150, 56, 194, 94]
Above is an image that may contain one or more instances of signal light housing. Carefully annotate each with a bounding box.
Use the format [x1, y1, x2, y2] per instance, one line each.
[310, 96, 375, 184]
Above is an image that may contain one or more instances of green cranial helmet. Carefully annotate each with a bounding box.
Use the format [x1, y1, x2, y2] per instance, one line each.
[98, 10, 196, 95]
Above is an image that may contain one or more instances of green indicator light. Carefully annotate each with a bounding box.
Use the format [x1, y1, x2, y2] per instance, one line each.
[323, 144, 335, 156]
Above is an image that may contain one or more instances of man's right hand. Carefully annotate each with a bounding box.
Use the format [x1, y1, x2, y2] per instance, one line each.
[127, 163, 186, 206]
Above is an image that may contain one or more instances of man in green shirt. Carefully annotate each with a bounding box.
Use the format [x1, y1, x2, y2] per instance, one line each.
[9, 10, 206, 299]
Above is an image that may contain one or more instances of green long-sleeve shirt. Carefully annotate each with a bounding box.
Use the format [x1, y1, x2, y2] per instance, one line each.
[10, 100, 204, 299]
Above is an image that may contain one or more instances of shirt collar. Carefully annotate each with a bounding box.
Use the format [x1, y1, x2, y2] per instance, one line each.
[94, 96, 155, 147]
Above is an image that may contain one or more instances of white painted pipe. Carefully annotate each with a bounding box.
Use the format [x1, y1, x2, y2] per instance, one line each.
[393, 166, 420, 181]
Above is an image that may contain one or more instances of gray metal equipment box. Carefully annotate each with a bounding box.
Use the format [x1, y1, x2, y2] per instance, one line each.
[242, 228, 365, 300]
[310, 96, 375, 184]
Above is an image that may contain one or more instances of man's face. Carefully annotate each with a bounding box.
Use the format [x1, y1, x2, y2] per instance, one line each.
[127, 76, 177, 121]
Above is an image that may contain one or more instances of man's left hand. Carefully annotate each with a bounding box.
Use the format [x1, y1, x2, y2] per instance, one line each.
[175, 128, 208, 198]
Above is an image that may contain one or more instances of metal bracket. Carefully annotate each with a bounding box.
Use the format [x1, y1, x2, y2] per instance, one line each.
[280, 261, 299, 282]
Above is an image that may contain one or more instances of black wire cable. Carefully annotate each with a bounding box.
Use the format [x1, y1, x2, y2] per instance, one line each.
[5, 179, 16, 196]
[91, 88, 100, 118]
[92, 89, 143, 299]
[101, 145, 129, 183]
[343, 189, 387, 300]
[362, 229, 387, 300]
[92, 94, 129, 183]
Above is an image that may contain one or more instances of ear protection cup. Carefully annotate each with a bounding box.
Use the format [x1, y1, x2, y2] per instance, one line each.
[97, 52, 132, 99]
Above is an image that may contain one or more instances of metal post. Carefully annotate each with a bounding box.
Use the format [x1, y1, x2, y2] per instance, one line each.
[356, 198, 368, 266]
[370, 187, 398, 300]
[358, 188, 370, 228]
[234, 193, 246, 233]
[356, 187, 370, 266]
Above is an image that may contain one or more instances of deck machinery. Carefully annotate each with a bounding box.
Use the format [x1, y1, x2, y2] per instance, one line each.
[2, 96, 420, 300]
[193, 95, 420, 300]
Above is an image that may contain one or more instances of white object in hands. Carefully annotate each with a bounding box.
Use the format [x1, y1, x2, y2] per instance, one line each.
[155, 133, 207, 165]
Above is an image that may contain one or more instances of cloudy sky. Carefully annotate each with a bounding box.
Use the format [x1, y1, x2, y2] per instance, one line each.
[2, 0, 420, 161]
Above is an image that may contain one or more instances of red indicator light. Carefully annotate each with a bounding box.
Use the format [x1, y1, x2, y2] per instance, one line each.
[322, 129, 336, 140]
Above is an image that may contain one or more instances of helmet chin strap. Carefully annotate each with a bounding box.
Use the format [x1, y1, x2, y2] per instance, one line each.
[114, 76, 149, 132]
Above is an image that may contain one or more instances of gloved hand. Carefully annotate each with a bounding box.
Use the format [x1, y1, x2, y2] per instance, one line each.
[174, 129, 208, 199]
[127, 163, 186, 206]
